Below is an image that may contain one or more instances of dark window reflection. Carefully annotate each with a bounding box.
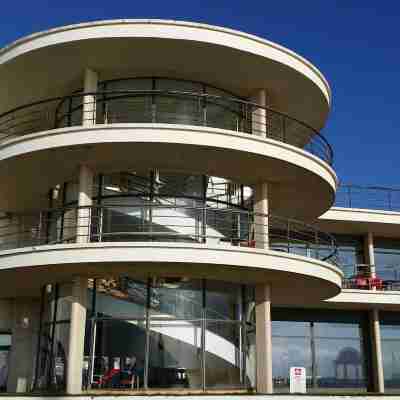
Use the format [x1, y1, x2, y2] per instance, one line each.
[381, 312, 400, 391]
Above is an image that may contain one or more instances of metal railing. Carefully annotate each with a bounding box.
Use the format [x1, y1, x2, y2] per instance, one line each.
[335, 184, 400, 211]
[0, 204, 338, 265]
[0, 90, 333, 164]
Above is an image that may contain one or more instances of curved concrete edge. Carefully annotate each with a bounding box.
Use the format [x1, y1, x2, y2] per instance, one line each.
[0, 123, 338, 190]
[0, 19, 331, 107]
[327, 288, 400, 309]
[318, 207, 400, 237]
[0, 242, 342, 299]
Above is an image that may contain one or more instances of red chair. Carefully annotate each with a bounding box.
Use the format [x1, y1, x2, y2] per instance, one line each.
[355, 277, 368, 289]
[369, 277, 383, 290]
[96, 368, 120, 387]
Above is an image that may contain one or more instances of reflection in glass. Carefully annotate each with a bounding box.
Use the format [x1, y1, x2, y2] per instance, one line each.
[381, 317, 400, 391]
[92, 319, 147, 389]
[96, 278, 147, 319]
[272, 313, 367, 392]
[206, 281, 241, 320]
[374, 238, 400, 281]
[205, 321, 241, 388]
[0, 334, 11, 392]
[148, 321, 202, 388]
[149, 279, 202, 319]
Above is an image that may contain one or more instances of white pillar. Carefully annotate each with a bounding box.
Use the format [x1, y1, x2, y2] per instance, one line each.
[76, 164, 93, 243]
[251, 89, 267, 137]
[7, 298, 40, 393]
[66, 277, 88, 394]
[83, 69, 98, 126]
[254, 183, 269, 249]
[365, 232, 376, 278]
[370, 308, 384, 393]
[251, 89, 270, 250]
[255, 284, 273, 393]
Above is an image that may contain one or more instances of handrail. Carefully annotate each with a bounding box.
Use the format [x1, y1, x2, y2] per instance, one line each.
[0, 89, 334, 165]
[335, 184, 400, 211]
[0, 203, 338, 265]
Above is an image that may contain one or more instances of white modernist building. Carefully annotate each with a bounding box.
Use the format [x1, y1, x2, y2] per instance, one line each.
[0, 19, 398, 396]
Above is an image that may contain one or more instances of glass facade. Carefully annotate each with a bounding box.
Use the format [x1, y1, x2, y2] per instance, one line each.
[84, 277, 254, 391]
[334, 234, 365, 278]
[35, 284, 72, 392]
[0, 334, 11, 392]
[374, 238, 400, 282]
[272, 309, 369, 393]
[380, 312, 400, 392]
[57, 78, 245, 133]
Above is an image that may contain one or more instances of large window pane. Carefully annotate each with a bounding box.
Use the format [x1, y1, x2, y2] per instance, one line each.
[272, 321, 311, 392]
[314, 322, 366, 391]
[271, 310, 368, 393]
[149, 279, 202, 320]
[334, 234, 364, 278]
[148, 320, 202, 389]
[205, 281, 241, 320]
[0, 334, 11, 393]
[205, 321, 242, 388]
[381, 313, 400, 391]
[374, 238, 400, 281]
[96, 278, 147, 319]
[92, 319, 146, 389]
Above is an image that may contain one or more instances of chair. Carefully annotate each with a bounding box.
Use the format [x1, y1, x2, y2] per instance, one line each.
[369, 277, 383, 290]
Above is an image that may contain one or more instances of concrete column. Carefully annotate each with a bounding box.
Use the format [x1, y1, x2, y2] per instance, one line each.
[76, 165, 93, 243]
[254, 183, 269, 249]
[83, 69, 98, 126]
[251, 89, 270, 250]
[370, 308, 384, 393]
[7, 298, 40, 393]
[251, 89, 267, 137]
[66, 277, 88, 394]
[255, 284, 273, 393]
[364, 232, 376, 278]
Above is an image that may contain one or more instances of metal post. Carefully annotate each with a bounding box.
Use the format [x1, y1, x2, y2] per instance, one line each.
[33, 286, 46, 390]
[310, 322, 318, 388]
[201, 279, 206, 391]
[144, 278, 151, 389]
[88, 279, 97, 389]
[48, 284, 59, 388]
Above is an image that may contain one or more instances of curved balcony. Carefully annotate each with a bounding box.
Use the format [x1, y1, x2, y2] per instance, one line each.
[0, 90, 333, 165]
[0, 203, 337, 264]
[0, 204, 342, 303]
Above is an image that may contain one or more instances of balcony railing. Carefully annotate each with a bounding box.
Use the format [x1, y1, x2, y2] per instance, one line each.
[0, 90, 333, 164]
[342, 263, 400, 291]
[335, 184, 400, 211]
[0, 204, 338, 265]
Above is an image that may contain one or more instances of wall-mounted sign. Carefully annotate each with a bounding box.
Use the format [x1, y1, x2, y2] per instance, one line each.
[290, 366, 306, 393]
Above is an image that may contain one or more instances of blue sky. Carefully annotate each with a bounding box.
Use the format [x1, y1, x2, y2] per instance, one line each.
[1, 1, 399, 187]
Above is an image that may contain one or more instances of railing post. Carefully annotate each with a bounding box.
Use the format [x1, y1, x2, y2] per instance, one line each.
[202, 207, 207, 243]
[202, 96, 207, 127]
[282, 116, 286, 142]
[348, 186, 352, 208]
[37, 211, 43, 246]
